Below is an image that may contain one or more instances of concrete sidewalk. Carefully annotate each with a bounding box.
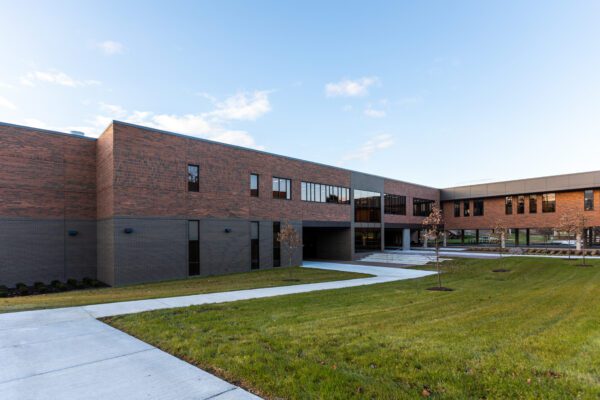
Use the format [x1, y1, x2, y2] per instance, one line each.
[1, 262, 436, 400]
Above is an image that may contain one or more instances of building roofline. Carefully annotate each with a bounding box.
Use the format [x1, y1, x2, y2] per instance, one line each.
[111, 120, 440, 191]
[0, 121, 97, 141]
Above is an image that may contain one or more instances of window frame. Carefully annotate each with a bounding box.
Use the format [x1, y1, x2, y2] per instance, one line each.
[453, 201, 460, 217]
[529, 194, 537, 213]
[187, 164, 199, 192]
[473, 199, 484, 216]
[463, 200, 470, 217]
[584, 189, 594, 211]
[250, 173, 259, 197]
[272, 177, 292, 200]
[542, 193, 556, 213]
[505, 196, 513, 215]
[384, 194, 407, 215]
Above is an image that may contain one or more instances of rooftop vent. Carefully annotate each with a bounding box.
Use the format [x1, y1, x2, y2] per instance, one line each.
[70, 130, 85, 136]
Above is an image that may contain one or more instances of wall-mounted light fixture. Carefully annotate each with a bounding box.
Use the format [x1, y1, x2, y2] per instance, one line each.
[124, 228, 134, 234]
[67, 230, 78, 237]
[224, 228, 232, 233]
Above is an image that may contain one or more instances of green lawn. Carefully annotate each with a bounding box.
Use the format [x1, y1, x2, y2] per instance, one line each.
[0, 267, 368, 313]
[105, 258, 600, 399]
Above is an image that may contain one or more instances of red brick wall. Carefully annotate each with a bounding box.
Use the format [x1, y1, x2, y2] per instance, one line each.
[0, 124, 96, 219]
[383, 179, 440, 225]
[442, 190, 600, 229]
[110, 123, 353, 221]
[96, 125, 114, 220]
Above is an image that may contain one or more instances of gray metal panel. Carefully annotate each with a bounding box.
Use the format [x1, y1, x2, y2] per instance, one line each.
[0, 218, 96, 287]
[441, 170, 600, 200]
[351, 171, 384, 193]
[302, 220, 351, 228]
[259, 220, 273, 269]
[199, 219, 251, 276]
[113, 218, 187, 286]
[96, 219, 115, 286]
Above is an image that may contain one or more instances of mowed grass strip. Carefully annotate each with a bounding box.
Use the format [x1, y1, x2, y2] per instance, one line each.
[105, 258, 600, 399]
[0, 267, 368, 313]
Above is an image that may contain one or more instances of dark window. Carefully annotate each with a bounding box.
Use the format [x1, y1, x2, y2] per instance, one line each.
[384, 194, 406, 215]
[473, 199, 484, 216]
[188, 220, 200, 276]
[529, 194, 537, 213]
[505, 196, 513, 215]
[250, 222, 259, 269]
[463, 200, 470, 217]
[542, 193, 556, 213]
[354, 190, 381, 222]
[413, 198, 434, 217]
[454, 201, 460, 217]
[355, 228, 381, 252]
[273, 222, 281, 267]
[188, 164, 199, 192]
[272, 177, 291, 200]
[584, 189, 594, 211]
[250, 174, 259, 197]
[301, 181, 350, 204]
[517, 195, 525, 214]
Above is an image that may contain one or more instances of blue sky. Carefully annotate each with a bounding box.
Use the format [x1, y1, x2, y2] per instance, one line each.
[1, 1, 599, 188]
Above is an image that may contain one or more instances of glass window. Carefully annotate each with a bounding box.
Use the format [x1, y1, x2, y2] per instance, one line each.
[272, 177, 291, 200]
[505, 196, 513, 215]
[187, 164, 199, 192]
[188, 220, 199, 275]
[413, 198, 434, 217]
[454, 201, 460, 217]
[529, 194, 537, 213]
[584, 189, 594, 211]
[301, 182, 307, 201]
[250, 222, 259, 269]
[250, 174, 259, 197]
[355, 228, 381, 252]
[354, 190, 381, 222]
[542, 193, 556, 213]
[384, 194, 407, 215]
[473, 199, 484, 216]
[463, 200, 470, 217]
[300, 181, 350, 205]
[517, 195, 525, 214]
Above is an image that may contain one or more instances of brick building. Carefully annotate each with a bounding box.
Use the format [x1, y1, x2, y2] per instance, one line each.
[1, 120, 598, 286]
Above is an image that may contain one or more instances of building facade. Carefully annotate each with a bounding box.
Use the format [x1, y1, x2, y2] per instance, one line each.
[0, 121, 438, 286]
[2, 120, 600, 287]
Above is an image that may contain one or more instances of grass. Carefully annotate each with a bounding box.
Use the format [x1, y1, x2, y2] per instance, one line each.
[105, 257, 600, 399]
[0, 267, 368, 313]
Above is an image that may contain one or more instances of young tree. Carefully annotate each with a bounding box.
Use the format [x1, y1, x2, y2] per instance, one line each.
[556, 213, 578, 260]
[422, 205, 446, 289]
[489, 220, 509, 259]
[573, 212, 589, 266]
[277, 222, 303, 277]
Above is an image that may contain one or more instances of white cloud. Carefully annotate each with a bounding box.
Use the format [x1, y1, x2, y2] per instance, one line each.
[341, 134, 394, 163]
[325, 77, 379, 97]
[98, 40, 124, 55]
[0, 96, 17, 110]
[364, 107, 386, 118]
[20, 70, 100, 87]
[73, 91, 271, 149]
[207, 91, 271, 121]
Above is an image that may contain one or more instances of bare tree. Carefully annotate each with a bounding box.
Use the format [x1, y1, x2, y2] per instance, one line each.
[422, 205, 446, 289]
[556, 213, 578, 260]
[489, 220, 509, 259]
[573, 212, 589, 266]
[277, 222, 303, 278]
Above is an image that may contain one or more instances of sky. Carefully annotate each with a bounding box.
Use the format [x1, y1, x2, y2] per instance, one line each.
[1, 1, 599, 188]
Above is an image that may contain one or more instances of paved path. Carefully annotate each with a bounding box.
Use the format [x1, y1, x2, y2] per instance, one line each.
[1, 262, 436, 400]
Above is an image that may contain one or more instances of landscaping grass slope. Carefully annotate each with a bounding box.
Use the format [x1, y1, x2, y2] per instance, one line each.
[106, 258, 600, 399]
[0, 267, 367, 313]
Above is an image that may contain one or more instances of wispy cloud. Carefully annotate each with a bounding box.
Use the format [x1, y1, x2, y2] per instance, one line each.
[364, 107, 386, 118]
[69, 90, 272, 149]
[0, 96, 17, 110]
[341, 134, 394, 163]
[97, 40, 124, 55]
[325, 76, 379, 97]
[20, 70, 100, 87]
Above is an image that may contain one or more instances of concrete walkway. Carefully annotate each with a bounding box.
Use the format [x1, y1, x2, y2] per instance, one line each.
[1, 262, 436, 400]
